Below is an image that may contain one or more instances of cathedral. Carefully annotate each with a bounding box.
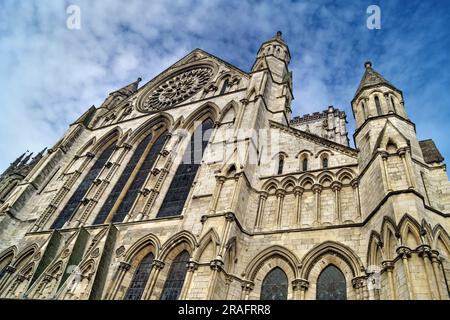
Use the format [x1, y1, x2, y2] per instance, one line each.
[0, 31, 450, 300]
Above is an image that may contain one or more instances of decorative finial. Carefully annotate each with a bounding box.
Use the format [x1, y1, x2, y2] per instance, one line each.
[364, 61, 373, 69]
[137, 77, 142, 82]
[276, 31, 282, 38]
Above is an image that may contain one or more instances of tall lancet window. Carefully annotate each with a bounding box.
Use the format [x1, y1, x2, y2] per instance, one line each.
[277, 155, 284, 175]
[302, 158, 308, 172]
[316, 265, 347, 300]
[160, 250, 190, 300]
[361, 101, 367, 120]
[94, 131, 168, 225]
[220, 79, 229, 95]
[391, 97, 397, 114]
[374, 95, 382, 116]
[260, 267, 288, 300]
[124, 252, 154, 300]
[51, 142, 116, 229]
[157, 119, 214, 218]
[322, 157, 329, 169]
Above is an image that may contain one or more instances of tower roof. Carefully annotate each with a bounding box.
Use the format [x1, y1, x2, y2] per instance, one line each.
[355, 61, 397, 97]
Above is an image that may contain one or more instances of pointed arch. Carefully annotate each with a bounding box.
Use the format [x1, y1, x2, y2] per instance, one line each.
[181, 102, 219, 131]
[12, 244, 39, 268]
[260, 267, 288, 300]
[301, 241, 364, 279]
[245, 245, 300, 280]
[124, 233, 161, 263]
[194, 228, 220, 262]
[317, 172, 334, 185]
[432, 225, 450, 253]
[315, 149, 334, 159]
[381, 216, 399, 259]
[76, 138, 96, 157]
[127, 113, 173, 146]
[159, 231, 197, 261]
[299, 174, 316, 188]
[262, 179, 279, 193]
[91, 127, 122, 154]
[398, 214, 423, 248]
[218, 100, 238, 123]
[367, 231, 384, 266]
[281, 177, 297, 190]
[336, 168, 355, 183]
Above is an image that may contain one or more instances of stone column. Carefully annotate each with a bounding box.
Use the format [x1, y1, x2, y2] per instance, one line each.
[352, 276, 367, 300]
[0, 265, 16, 292]
[396, 246, 415, 300]
[430, 250, 447, 300]
[143, 259, 165, 300]
[206, 259, 224, 299]
[292, 279, 309, 300]
[218, 213, 235, 258]
[293, 187, 304, 227]
[398, 147, 414, 189]
[275, 189, 285, 228]
[351, 179, 361, 219]
[240, 281, 254, 300]
[312, 184, 322, 226]
[106, 261, 131, 300]
[380, 151, 392, 192]
[331, 181, 342, 224]
[384, 92, 394, 113]
[179, 260, 199, 300]
[209, 176, 226, 214]
[382, 260, 397, 300]
[417, 244, 440, 299]
[255, 192, 268, 229]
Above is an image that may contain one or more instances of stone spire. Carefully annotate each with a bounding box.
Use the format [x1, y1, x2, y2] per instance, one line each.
[111, 77, 142, 97]
[354, 61, 398, 97]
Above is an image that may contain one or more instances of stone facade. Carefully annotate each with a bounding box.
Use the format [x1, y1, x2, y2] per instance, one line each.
[0, 32, 449, 300]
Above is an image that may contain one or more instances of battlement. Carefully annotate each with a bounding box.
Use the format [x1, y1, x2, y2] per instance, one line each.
[290, 106, 349, 146]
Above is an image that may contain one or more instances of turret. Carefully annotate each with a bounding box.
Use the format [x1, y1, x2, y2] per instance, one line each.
[352, 62, 407, 129]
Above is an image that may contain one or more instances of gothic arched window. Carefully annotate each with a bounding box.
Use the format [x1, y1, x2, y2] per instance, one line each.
[157, 119, 213, 218]
[374, 95, 382, 116]
[322, 157, 329, 169]
[361, 101, 367, 120]
[302, 158, 308, 172]
[124, 252, 154, 300]
[51, 142, 116, 229]
[94, 131, 168, 225]
[277, 155, 284, 175]
[160, 250, 190, 300]
[316, 265, 347, 300]
[220, 79, 229, 95]
[260, 267, 288, 300]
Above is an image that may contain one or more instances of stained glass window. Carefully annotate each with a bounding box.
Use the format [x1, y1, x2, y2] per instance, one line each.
[160, 250, 190, 300]
[51, 143, 116, 229]
[375, 95, 382, 116]
[94, 132, 167, 225]
[316, 265, 347, 300]
[260, 267, 288, 300]
[124, 252, 154, 300]
[157, 119, 213, 218]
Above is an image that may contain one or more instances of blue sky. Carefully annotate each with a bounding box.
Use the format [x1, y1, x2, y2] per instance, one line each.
[0, 0, 449, 172]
